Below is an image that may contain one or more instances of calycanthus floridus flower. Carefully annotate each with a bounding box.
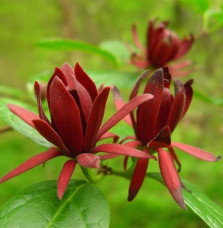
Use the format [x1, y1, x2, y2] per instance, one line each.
[0, 62, 155, 199]
[130, 20, 194, 77]
[113, 68, 221, 208]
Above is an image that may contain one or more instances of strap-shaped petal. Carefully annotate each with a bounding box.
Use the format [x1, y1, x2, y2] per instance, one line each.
[57, 160, 76, 200]
[167, 80, 186, 132]
[34, 81, 50, 123]
[74, 62, 98, 101]
[97, 94, 153, 140]
[77, 153, 100, 168]
[32, 119, 70, 156]
[181, 79, 193, 118]
[99, 132, 119, 143]
[92, 144, 156, 159]
[8, 104, 39, 128]
[61, 62, 76, 88]
[0, 148, 62, 184]
[112, 86, 132, 126]
[132, 24, 146, 53]
[49, 76, 83, 155]
[137, 69, 163, 142]
[128, 158, 149, 201]
[158, 148, 186, 209]
[84, 87, 110, 153]
[171, 142, 221, 162]
[173, 35, 194, 60]
[168, 146, 181, 172]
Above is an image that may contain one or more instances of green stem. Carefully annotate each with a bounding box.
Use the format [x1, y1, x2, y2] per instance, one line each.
[80, 167, 104, 183]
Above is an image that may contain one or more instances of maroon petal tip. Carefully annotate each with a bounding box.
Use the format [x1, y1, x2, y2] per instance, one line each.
[215, 156, 221, 162]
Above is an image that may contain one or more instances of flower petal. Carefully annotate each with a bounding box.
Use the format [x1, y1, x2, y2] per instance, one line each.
[32, 119, 70, 155]
[84, 87, 110, 153]
[137, 69, 163, 142]
[77, 153, 100, 168]
[128, 158, 149, 201]
[74, 62, 98, 101]
[0, 148, 62, 184]
[92, 144, 156, 159]
[49, 76, 83, 155]
[99, 132, 119, 143]
[61, 62, 76, 88]
[168, 146, 181, 172]
[171, 142, 221, 162]
[112, 86, 132, 126]
[181, 79, 193, 118]
[34, 81, 50, 123]
[148, 125, 171, 148]
[8, 104, 39, 128]
[132, 24, 146, 54]
[173, 35, 194, 60]
[158, 148, 186, 209]
[57, 160, 76, 200]
[167, 79, 186, 132]
[97, 94, 154, 140]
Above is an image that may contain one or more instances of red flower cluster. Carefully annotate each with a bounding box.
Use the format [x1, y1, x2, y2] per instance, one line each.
[113, 68, 220, 208]
[130, 20, 194, 77]
[0, 63, 155, 199]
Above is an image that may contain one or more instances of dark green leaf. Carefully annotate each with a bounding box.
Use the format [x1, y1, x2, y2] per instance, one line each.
[99, 40, 131, 64]
[37, 38, 119, 68]
[194, 89, 223, 106]
[148, 172, 223, 227]
[180, 0, 209, 14]
[0, 98, 51, 147]
[0, 180, 110, 228]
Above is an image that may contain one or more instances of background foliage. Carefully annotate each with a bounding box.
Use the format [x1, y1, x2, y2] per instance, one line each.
[0, 0, 223, 227]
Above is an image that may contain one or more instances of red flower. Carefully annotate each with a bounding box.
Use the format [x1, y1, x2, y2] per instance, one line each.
[1, 62, 155, 199]
[130, 20, 194, 77]
[113, 68, 220, 208]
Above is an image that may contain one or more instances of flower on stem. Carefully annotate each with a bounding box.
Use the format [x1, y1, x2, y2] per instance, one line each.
[1, 62, 155, 199]
[113, 68, 220, 208]
[130, 20, 194, 77]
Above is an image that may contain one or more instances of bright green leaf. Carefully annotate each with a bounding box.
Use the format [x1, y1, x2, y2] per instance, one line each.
[148, 172, 223, 228]
[37, 38, 119, 68]
[180, 0, 209, 14]
[194, 89, 223, 106]
[0, 180, 110, 228]
[0, 98, 51, 147]
[99, 40, 131, 64]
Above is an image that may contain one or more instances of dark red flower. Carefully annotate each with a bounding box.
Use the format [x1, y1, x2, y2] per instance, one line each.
[1, 62, 155, 199]
[113, 68, 220, 208]
[130, 20, 194, 77]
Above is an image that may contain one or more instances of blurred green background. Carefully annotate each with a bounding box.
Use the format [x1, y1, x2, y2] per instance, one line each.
[0, 0, 223, 227]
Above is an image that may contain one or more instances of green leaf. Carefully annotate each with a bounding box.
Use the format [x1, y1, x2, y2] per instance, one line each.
[0, 98, 52, 147]
[0, 180, 110, 228]
[87, 70, 138, 89]
[180, 0, 209, 14]
[194, 89, 223, 106]
[0, 85, 23, 99]
[99, 40, 131, 64]
[148, 172, 223, 227]
[37, 38, 119, 68]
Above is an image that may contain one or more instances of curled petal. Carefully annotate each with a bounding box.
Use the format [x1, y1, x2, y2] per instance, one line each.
[128, 158, 149, 201]
[92, 144, 156, 160]
[57, 160, 76, 200]
[97, 94, 154, 140]
[171, 142, 221, 162]
[34, 81, 50, 123]
[0, 148, 62, 184]
[8, 104, 39, 128]
[84, 87, 110, 152]
[181, 79, 193, 118]
[112, 86, 132, 126]
[77, 153, 100, 169]
[74, 62, 98, 101]
[158, 148, 186, 209]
